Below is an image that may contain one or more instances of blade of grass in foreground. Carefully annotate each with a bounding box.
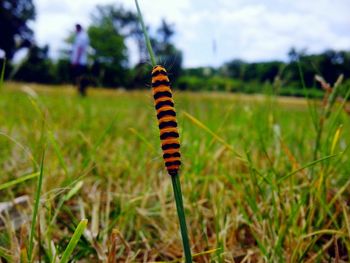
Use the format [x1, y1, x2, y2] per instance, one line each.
[0, 172, 39, 191]
[45, 180, 84, 236]
[278, 153, 338, 182]
[58, 219, 88, 263]
[28, 149, 45, 262]
[48, 131, 69, 176]
[0, 132, 39, 168]
[183, 111, 244, 161]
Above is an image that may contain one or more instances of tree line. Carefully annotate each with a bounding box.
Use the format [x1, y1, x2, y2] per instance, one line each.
[180, 49, 350, 97]
[1, 0, 349, 97]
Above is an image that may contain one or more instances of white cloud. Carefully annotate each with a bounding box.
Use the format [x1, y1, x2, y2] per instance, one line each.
[172, 0, 350, 66]
[32, 0, 350, 67]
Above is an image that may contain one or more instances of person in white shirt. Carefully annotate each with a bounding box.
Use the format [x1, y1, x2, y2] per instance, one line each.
[71, 24, 90, 96]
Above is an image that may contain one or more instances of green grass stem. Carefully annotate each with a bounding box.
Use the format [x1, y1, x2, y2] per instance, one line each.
[171, 175, 192, 263]
[0, 172, 39, 191]
[28, 149, 45, 262]
[134, 0, 156, 66]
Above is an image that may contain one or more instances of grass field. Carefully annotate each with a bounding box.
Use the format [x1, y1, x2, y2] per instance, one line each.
[0, 82, 350, 262]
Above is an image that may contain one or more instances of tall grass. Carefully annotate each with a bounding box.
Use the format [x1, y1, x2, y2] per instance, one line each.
[0, 82, 349, 261]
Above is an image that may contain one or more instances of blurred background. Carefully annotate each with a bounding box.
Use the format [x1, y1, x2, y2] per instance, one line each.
[1, 0, 350, 96]
[1, 1, 350, 261]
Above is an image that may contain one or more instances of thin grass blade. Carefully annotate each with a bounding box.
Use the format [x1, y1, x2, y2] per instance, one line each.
[59, 219, 88, 263]
[28, 149, 45, 261]
[0, 172, 39, 191]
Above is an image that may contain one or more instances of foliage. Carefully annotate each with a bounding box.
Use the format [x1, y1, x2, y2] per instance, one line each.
[152, 19, 183, 80]
[0, 0, 35, 59]
[177, 75, 205, 91]
[278, 87, 324, 98]
[177, 74, 327, 98]
[178, 75, 241, 92]
[54, 59, 71, 84]
[12, 45, 55, 83]
[298, 50, 350, 87]
[88, 5, 129, 87]
[82, 5, 182, 88]
[214, 49, 350, 96]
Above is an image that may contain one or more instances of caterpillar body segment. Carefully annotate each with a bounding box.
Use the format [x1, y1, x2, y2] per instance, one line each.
[152, 65, 181, 176]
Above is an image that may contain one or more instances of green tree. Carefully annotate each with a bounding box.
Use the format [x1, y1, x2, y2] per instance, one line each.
[13, 44, 54, 83]
[152, 19, 182, 81]
[130, 19, 183, 88]
[222, 59, 246, 79]
[0, 0, 35, 59]
[87, 5, 183, 88]
[284, 48, 350, 88]
[88, 5, 134, 87]
[283, 47, 309, 87]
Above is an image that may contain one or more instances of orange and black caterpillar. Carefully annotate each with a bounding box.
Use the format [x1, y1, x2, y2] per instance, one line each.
[151, 65, 181, 176]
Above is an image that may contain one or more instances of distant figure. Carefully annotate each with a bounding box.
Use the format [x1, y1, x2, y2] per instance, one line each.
[71, 24, 90, 96]
[0, 49, 5, 59]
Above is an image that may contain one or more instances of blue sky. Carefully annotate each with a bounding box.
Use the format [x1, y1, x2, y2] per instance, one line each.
[32, 0, 350, 67]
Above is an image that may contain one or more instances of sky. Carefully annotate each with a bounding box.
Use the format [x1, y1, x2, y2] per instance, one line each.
[31, 0, 350, 68]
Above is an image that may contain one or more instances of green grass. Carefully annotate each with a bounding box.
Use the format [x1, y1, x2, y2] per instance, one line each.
[0, 82, 350, 262]
[59, 219, 88, 263]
